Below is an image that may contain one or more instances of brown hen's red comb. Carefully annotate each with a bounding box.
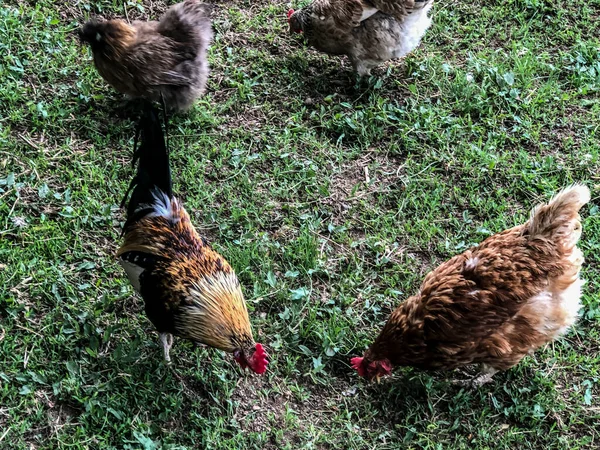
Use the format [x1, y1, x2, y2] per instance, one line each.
[350, 356, 365, 377]
[252, 343, 268, 375]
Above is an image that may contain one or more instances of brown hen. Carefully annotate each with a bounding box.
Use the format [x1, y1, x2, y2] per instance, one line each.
[117, 105, 267, 374]
[79, 0, 212, 111]
[352, 186, 590, 385]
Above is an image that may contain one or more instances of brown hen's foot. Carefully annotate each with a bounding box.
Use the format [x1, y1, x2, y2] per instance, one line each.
[451, 365, 498, 388]
[160, 332, 174, 364]
[470, 372, 496, 387]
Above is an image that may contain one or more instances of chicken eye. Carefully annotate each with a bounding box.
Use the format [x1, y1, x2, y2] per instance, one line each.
[95, 32, 102, 42]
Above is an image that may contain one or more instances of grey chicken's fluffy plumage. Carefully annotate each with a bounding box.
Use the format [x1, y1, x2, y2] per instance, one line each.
[79, 0, 213, 111]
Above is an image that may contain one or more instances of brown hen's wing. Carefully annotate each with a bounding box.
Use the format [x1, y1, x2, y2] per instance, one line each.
[369, 0, 431, 20]
[419, 226, 548, 353]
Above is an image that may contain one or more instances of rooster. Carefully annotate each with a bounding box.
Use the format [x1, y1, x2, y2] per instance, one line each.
[79, 0, 213, 111]
[287, 0, 433, 76]
[352, 185, 590, 385]
[117, 105, 267, 374]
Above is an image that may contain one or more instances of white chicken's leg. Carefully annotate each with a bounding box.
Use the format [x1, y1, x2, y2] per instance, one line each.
[160, 332, 174, 363]
[353, 61, 373, 77]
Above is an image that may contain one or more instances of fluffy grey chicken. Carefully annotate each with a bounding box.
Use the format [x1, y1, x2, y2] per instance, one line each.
[79, 0, 213, 111]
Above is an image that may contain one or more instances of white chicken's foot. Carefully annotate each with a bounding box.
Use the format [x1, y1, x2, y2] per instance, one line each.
[160, 332, 174, 364]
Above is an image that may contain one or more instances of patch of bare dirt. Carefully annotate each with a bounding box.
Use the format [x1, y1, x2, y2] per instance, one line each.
[322, 151, 406, 239]
[230, 375, 358, 442]
[537, 104, 593, 155]
[19, 391, 83, 446]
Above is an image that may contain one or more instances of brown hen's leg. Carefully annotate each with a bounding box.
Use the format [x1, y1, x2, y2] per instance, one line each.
[470, 365, 498, 387]
[452, 365, 498, 388]
[160, 332, 174, 363]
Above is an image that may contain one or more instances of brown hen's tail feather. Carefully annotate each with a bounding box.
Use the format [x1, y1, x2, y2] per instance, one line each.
[528, 185, 591, 250]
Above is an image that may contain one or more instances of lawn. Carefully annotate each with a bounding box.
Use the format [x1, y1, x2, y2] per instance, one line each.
[1, 0, 599, 448]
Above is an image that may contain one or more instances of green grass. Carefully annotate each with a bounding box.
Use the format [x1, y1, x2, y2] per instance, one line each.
[1, 0, 599, 448]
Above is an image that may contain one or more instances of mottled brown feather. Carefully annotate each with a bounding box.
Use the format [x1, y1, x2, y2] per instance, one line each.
[361, 186, 589, 374]
[117, 198, 254, 353]
[289, 0, 433, 75]
[369, 0, 428, 20]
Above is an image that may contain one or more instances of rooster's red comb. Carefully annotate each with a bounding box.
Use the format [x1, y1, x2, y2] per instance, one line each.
[251, 343, 268, 375]
[287, 9, 295, 20]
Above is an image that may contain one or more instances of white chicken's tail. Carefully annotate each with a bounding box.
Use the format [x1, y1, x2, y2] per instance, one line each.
[528, 185, 591, 251]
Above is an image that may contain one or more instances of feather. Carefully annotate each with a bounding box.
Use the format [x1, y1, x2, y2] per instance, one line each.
[79, 0, 213, 110]
[121, 106, 172, 234]
[116, 105, 266, 374]
[352, 186, 589, 381]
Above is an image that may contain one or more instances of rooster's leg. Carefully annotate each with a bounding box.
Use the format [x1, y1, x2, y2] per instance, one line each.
[160, 332, 174, 363]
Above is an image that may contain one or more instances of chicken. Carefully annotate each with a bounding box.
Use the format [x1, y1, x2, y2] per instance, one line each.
[117, 105, 267, 374]
[352, 185, 590, 385]
[287, 0, 433, 76]
[79, 0, 213, 111]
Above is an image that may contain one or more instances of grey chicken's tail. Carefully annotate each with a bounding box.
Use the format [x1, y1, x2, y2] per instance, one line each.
[158, 0, 213, 46]
[120, 104, 172, 233]
[528, 185, 590, 252]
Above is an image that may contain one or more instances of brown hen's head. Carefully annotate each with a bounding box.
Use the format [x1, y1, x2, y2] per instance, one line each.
[351, 356, 392, 381]
[287, 9, 305, 34]
[78, 19, 135, 54]
[234, 343, 268, 375]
